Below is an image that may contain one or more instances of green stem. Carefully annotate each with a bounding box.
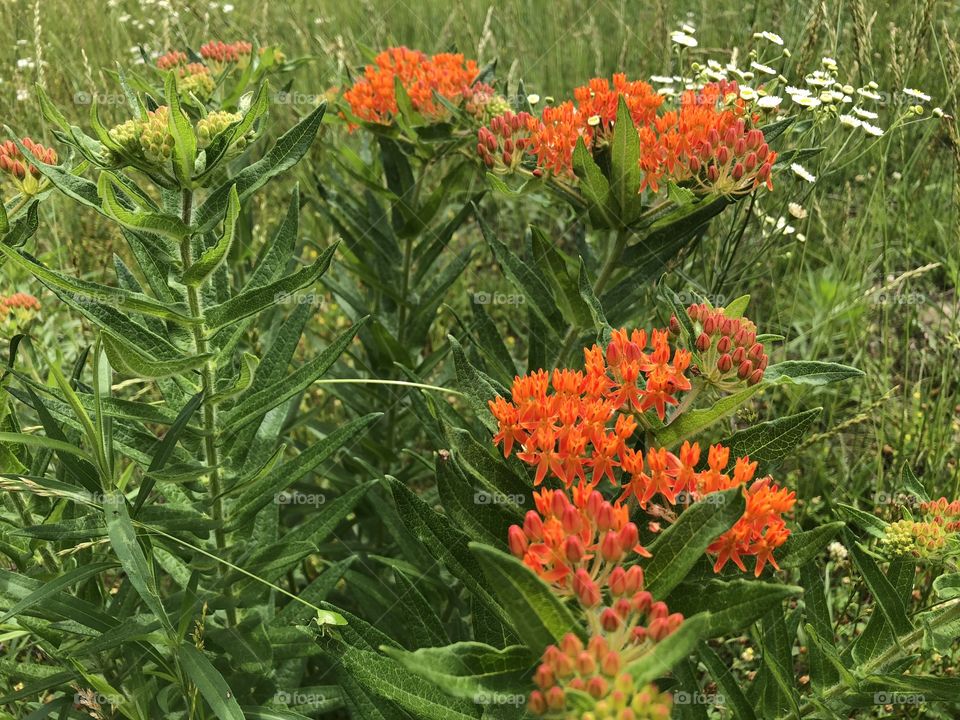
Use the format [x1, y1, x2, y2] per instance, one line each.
[9, 492, 58, 573]
[178, 188, 235, 627]
[789, 599, 960, 718]
[554, 227, 631, 368]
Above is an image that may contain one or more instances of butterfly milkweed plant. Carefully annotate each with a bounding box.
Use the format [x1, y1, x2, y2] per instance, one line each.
[0, 15, 958, 720]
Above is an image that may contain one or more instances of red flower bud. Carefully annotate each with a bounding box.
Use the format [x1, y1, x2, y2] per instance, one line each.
[508, 525, 528, 557]
[716, 336, 731, 354]
[738, 359, 754, 380]
[564, 535, 586, 563]
[624, 565, 644, 593]
[618, 522, 639, 552]
[696, 332, 711, 352]
[523, 511, 543, 540]
[717, 353, 734, 373]
[546, 686, 565, 710]
[602, 650, 622, 677]
[600, 607, 621, 631]
[534, 663, 554, 689]
[608, 566, 627, 596]
[601, 531, 623, 563]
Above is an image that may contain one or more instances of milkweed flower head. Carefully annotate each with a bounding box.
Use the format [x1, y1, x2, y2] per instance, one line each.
[881, 497, 960, 560]
[200, 39, 253, 69]
[1, 292, 41, 332]
[476, 111, 537, 175]
[683, 303, 768, 389]
[156, 50, 187, 70]
[489, 327, 691, 489]
[0, 138, 57, 195]
[196, 110, 243, 149]
[343, 47, 479, 126]
[528, 633, 675, 718]
[178, 63, 215, 99]
[461, 82, 511, 120]
[508, 486, 649, 592]
[573, 74, 664, 141]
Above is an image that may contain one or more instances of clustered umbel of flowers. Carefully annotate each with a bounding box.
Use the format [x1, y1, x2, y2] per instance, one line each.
[881, 497, 960, 560]
[342, 46, 482, 125]
[477, 75, 777, 197]
[106, 106, 247, 167]
[178, 63, 215, 99]
[528, 633, 674, 719]
[685, 303, 768, 389]
[199, 40, 253, 70]
[476, 110, 537, 175]
[490, 320, 796, 576]
[0, 138, 57, 195]
[0, 292, 41, 333]
[461, 82, 512, 120]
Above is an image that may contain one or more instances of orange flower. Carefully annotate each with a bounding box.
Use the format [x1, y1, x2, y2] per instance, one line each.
[343, 47, 479, 126]
[1, 292, 41, 312]
[525, 101, 587, 176]
[200, 40, 253, 67]
[574, 73, 664, 136]
[0, 138, 57, 194]
[156, 50, 187, 70]
[508, 487, 648, 592]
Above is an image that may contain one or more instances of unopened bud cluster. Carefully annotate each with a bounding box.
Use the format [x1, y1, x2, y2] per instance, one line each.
[196, 110, 243, 148]
[179, 63, 215, 99]
[477, 111, 538, 175]
[881, 497, 960, 560]
[0, 138, 57, 195]
[680, 303, 768, 388]
[528, 634, 673, 718]
[686, 119, 775, 195]
[200, 40, 253, 69]
[462, 82, 512, 120]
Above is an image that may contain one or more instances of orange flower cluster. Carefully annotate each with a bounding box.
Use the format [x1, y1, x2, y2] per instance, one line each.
[489, 328, 690, 488]
[0, 138, 57, 194]
[343, 47, 479, 125]
[686, 303, 768, 388]
[638, 82, 774, 193]
[508, 486, 648, 591]
[200, 40, 253, 66]
[921, 497, 960, 529]
[528, 634, 674, 718]
[1, 292, 41, 312]
[476, 111, 537, 175]
[574, 74, 664, 137]
[156, 50, 187, 70]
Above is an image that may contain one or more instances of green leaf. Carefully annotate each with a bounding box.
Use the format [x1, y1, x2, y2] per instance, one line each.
[98, 173, 190, 241]
[471, 542, 580, 651]
[204, 243, 338, 330]
[666, 579, 803, 637]
[697, 642, 757, 720]
[900, 462, 929, 501]
[179, 643, 245, 720]
[0, 562, 115, 624]
[0, 244, 196, 325]
[572, 136, 612, 227]
[449, 335, 501, 433]
[0, 431, 94, 462]
[165, 71, 198, 185]
[776, 521, 845, 569]
[764, 361, 865, 386]
[847, 534, 913, 636]
[194, 103, 326, 232]
[103, 334, 210, 379]
[643, 487, 745, 598]
[653, 384, 761, 448]
[933, 573, 960, 600]
[609, 96, 642, 224]
[227, 419, 380, 526]
[103, 491, 172, 631]
[724, 294, 750, 317]
[183, 185, 240, 285]
[627, 612, 712, 685]
[221, 319, 364, 430]
[720, 408, 822, 468]
[383, 642, 532, 700]
[324, 640, 481, 719]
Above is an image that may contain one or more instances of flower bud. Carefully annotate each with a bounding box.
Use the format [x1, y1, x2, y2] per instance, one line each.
[600, 607, 621, 631]
[737, 359, 754, 380]
[624, 565, 644, 593]
[717, 353, 733, 373]
[508, 525, 528, 557]
[609, 566, 628, 596]
[601, 531, 624, 562]
[546, 686, 566, 710]
[565, 535, 586, 563]
[602, 651, 622, 676]
[696, 333, 711, 352]
[523, 511, 543, 540]
[534, 663, 554, 689]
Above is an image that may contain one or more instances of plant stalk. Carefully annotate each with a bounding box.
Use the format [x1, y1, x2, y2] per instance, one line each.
[179, 188, 235, 627]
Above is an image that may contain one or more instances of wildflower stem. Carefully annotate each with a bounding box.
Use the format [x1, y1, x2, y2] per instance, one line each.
[554, 227, 631, 368]
[314, 378, 465, 396]
[179, 188, 235, 627]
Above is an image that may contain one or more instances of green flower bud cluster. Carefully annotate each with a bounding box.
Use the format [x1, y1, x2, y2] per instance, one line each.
[196, 110, 242, 149]
[139, 107, 175, 163]
[881, 519, 947, 558]
[180, 64, 216, 100]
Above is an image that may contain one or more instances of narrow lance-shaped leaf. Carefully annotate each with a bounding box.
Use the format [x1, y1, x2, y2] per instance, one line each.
[183, 185, 240, 286]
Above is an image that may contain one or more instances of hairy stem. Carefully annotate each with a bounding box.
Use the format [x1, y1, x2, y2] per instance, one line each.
[179, 188, 235, 627]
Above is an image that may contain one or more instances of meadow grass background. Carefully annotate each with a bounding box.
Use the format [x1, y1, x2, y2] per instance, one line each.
[1, 0, 958, 517]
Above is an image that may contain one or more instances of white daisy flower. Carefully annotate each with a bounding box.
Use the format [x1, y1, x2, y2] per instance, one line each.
[839, 114, 862, 128]
[681, 23, 697, 33]
[739, 86, 758, 101]
[794, 95, 822, 108]
[786, 86, 811, 97]
[671, 31, 698, 48]
[754, 31, 784, 45]
[527, 93, 541, 105]
[903, 87, 931, 102]
[788, 202, 807, 219]
[650, 75, 674, 84]
[750, 61, 777, 75]
[854, 107, 879, 119]
[757, 95, 782, 108]
[791, 162, 817, 183]
[857, 88, 882, 100]
[861, 122, 884, 137]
